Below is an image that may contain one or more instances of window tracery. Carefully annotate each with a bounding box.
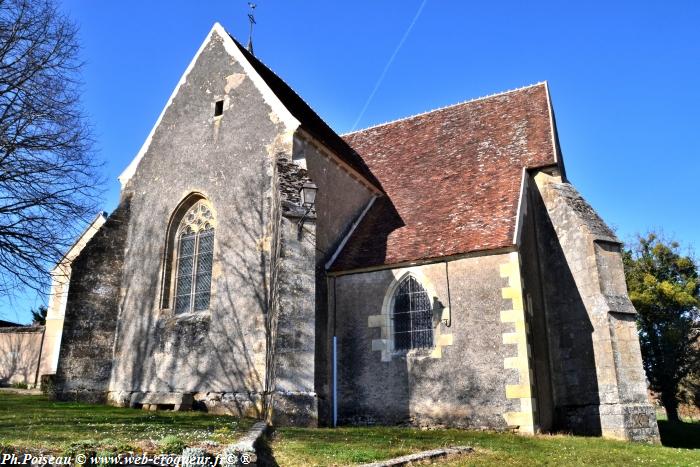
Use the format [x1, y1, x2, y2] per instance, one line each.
[392, 275, 434, 350]
[170, 200, 216, 314]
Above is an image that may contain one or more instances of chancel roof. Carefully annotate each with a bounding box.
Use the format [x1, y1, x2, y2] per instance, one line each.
[331, 83, 560, 271]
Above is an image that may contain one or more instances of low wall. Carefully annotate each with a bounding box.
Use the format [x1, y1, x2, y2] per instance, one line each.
[0, 326, 44, 386]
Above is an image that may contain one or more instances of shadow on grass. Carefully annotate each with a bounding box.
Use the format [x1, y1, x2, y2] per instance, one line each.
[254, 433, 279, 467]
[658, 420, 700, 449]
[0, 394, 254, 451]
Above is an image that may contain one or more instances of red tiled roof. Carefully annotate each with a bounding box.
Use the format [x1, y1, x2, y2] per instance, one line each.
[331, 83, 558, 272]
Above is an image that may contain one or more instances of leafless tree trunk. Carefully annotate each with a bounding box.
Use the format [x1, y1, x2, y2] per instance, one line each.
[0, 0, 102, 299]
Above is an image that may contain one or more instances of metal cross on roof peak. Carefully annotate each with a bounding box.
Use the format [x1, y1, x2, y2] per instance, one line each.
[247, 2, 257, 55]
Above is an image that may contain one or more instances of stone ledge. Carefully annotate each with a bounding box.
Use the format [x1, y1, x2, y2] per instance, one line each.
[0, 325, 44, 334]
[357, 446, 473, 467]
[221, 421, 269, 466]
[229, 421, 268, 454]
[129, 391, 194, 411]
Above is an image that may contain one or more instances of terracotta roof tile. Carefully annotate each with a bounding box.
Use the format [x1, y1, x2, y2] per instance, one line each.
[332, 83, 557, 271]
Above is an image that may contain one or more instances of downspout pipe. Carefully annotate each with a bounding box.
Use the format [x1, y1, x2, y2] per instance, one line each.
[332, 335, 337, 427]
[444, 261, 452, 327]
[332, 277, 338, 427]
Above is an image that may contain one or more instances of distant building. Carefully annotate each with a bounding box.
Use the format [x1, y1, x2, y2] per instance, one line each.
[0, 324, 43, 387]
[0, 214, 105, 388]
[51, 23, 658, 442]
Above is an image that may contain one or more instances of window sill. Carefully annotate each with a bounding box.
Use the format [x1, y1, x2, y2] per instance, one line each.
[392, 348, 435, 360]
[158, 309, 211, 326]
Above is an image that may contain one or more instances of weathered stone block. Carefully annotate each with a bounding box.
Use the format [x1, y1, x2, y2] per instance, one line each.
[130, 392, 193, 410]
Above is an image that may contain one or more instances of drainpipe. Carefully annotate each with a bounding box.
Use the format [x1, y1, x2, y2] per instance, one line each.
[443, 261, 452, 327]
[332, 335, 337, 427]
[332, 277, 338, 427]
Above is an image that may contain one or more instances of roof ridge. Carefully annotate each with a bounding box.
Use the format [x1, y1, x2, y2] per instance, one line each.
[341, 81, 548, 136]
[227, 34, 315, 117]
[226, 31, 384, 191]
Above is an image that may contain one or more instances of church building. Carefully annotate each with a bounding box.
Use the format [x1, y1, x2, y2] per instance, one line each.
[51, 23, 659, 442]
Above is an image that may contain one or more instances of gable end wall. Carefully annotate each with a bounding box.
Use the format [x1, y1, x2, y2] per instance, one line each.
[104, 32, 290, 416]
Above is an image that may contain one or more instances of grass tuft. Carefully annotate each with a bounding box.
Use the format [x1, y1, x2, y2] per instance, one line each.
[158, 435, 186, 454]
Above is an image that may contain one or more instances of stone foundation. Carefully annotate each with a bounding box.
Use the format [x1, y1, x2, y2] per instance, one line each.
[600, 403, 660, 443]
[195, 392, 265, 418]
[55, 388, 108, 404]
[271, 391, 318, 427]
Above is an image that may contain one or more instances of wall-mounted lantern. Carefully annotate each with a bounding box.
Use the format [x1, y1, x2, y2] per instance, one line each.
[297, 182, 318, 233]
[300, 182, 317, 209]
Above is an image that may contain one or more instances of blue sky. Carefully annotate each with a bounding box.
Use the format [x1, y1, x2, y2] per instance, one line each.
[3, 0, 699, 322]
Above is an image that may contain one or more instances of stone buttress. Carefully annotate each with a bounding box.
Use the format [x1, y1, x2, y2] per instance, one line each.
[530, 169, 659, 442]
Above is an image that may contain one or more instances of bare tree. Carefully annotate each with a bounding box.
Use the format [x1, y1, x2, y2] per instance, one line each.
[0, 0, 102, 298]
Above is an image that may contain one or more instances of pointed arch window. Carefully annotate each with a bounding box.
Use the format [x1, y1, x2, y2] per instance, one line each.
[162, 199, 216, 313]
[392, 276, 434, 351]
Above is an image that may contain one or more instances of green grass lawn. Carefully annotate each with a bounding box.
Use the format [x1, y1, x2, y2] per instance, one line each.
[271, 424, 700, 466]
[0, 394, 254, 455]
[2, 394, 698, 466]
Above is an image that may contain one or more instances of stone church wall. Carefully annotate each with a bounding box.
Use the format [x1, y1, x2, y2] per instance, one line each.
[527, 169, 659, 442]
[302, 138, 375, 426]
[269, 137, 374, 426]
[53, 29, 377, 425]
[104, 32, 285, 415]
[517, 174, 556, 432]
[332, 252, 526, 429]
[54, 197, 131, 402]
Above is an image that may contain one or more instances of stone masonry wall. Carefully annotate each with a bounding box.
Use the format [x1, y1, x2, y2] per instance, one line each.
[518, 175, 556, 431]
[531, 170, 659, 442]
[269, 136, 373, 426]
[0, 326, 44, 386]
[54, 196, 131, 402]
[106, 32, 284, 416]
[301, 138, 374, 426]
[333, 253, 526, 429]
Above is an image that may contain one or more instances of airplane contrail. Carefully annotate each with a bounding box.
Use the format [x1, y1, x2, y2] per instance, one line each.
[350, 0, 429, 131]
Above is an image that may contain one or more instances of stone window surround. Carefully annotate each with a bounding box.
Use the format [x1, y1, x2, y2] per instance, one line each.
[368, 268, 454, 362]
[159, 193, 218, 316]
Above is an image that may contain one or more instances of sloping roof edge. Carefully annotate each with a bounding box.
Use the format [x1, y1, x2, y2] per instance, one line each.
[51, 211, 108, 272]
[229, 36, 383, 190]
[328, 246, 519, 277]
[117, 23, 301, 189]
[342, 81, 548, 137]
[118, 23, 384, 193]
[544, 81, 567, 181]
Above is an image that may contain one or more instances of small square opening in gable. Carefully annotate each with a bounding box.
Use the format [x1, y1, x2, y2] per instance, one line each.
[214, 100, 224, 117]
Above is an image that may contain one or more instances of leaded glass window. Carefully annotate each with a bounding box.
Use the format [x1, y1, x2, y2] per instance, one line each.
[173, 200, 215, 313]
[392, 276, 434, 351]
